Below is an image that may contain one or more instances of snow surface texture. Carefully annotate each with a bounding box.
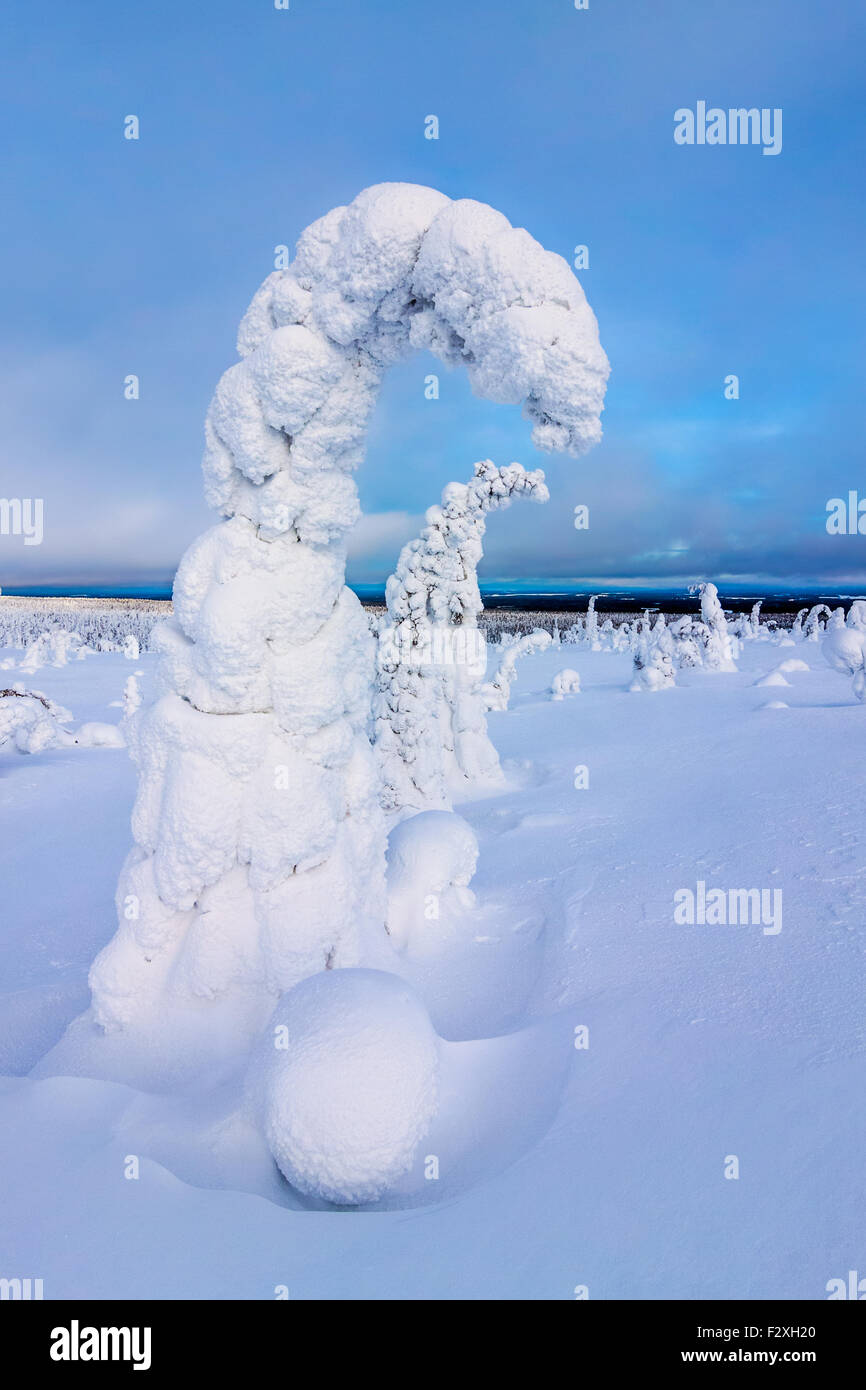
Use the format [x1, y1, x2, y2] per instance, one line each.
[253, 970, 440, 1204]
[374, 458, 548, 814]
[5, 615, 865, 1294]
[84, 182, 608, 1071]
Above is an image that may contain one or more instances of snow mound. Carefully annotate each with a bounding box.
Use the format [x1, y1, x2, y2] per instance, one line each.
[754, 671, 790, 688]
[762, 700, 789, 710]
[259, 970, 440, 1204]
[551, 668, 581, 700]
[74, 722, 125, 748]
[387, 810, 479, 950]
[775, 659, 809, 674]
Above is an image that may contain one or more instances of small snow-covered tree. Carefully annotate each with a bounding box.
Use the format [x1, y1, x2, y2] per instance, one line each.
[482, 629, 553, 711]
[822, 625, 866, 704]
[690, 582, 737, 671]
[629, 620, 676, 691]
[375, 459, 548, 814]
[585, 595, 600, 650]
[847, 600, 866, 631]
[668, 615, 703, 668]
[551, 668, 581, 700]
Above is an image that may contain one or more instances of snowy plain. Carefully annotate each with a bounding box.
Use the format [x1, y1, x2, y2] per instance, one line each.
[1, 624, 863, 1299]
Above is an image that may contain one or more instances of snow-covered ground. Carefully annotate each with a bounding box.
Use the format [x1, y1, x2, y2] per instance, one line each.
[1, 625, 862, 1299]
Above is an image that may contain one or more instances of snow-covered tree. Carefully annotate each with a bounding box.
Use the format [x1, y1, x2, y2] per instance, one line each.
[822, 625, 861, 683]
[690, 582, 737, 671]
[847, 600, 866, 631]
[585, 595, 600, 650]
[803, 603, 833, 641]
[551, 668, 581, 700]
[482, 629, 553, 712]
[87, 182, 608, 1052]
[668, 615, 703, 668]
[374, 458, 548, 814]
[629, 621, 676, 691]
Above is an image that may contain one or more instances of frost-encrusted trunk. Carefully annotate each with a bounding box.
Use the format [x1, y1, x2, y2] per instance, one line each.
[374, 459, 548, 814]
[88, 182, 608, 1044]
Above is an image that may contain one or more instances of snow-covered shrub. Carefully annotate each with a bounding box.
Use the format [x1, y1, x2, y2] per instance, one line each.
[551, 668, 581, 700]
[88, 182, 608, 1047]
[257, 969, 440, 1204]
[629, 624, 676, 691]
[668, 615, 703, 668]
[482, 629, 553, 712]
[386, 810, 478, 950]
[374, 459, 548, 814]
[0, 687, 73, 754]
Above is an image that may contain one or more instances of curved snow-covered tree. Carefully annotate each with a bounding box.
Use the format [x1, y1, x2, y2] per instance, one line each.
[482, 628, 553, 711]
[374, 458, 548, 814]
[88, 182, 608, 1046]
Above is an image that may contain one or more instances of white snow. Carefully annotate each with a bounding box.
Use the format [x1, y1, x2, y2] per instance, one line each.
[253, 969, 440, 1205]
[1, 622, 865, 1295]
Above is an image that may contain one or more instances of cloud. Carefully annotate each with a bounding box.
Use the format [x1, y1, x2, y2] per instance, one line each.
[346, 510, 422, 579]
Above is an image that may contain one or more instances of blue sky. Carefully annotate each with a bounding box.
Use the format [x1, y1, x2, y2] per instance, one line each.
[1, 0, 864, 593]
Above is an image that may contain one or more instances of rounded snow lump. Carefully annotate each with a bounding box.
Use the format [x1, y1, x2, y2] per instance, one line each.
[263, 969, 440, 1205]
